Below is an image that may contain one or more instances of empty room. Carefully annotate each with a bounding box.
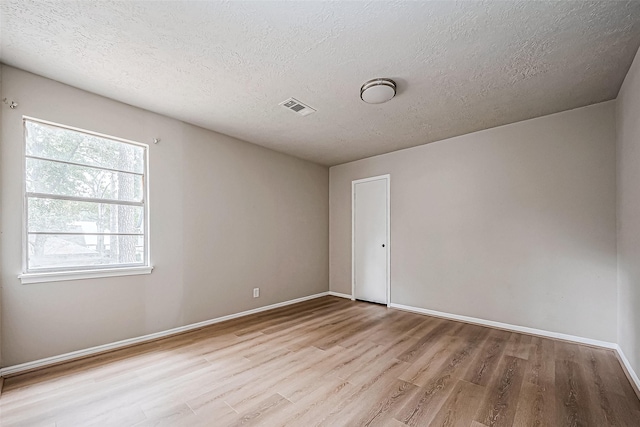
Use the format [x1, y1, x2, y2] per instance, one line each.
[1, 1, 640, 426]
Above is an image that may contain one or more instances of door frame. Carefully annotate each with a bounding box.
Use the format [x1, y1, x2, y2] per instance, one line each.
[351, 174, 391, 307]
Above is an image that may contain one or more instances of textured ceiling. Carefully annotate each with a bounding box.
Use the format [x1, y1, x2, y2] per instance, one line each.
[1, 1, 640, 166]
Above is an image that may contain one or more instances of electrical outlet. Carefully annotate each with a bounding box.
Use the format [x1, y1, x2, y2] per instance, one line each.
[253, 288, 260, 298]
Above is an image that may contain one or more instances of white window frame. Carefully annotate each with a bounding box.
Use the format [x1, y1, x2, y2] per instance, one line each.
[18, 116, 153, 284]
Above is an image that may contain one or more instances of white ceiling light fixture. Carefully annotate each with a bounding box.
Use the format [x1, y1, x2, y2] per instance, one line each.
[360, 78, 397, 104]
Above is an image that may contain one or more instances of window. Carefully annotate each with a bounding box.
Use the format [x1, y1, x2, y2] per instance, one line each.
[21, 117, 150, 282]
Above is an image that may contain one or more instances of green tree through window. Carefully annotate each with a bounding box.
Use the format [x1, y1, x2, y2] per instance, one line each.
[24, 118, 148, 272]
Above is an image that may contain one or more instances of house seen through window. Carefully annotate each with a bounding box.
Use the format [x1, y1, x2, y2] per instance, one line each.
[24, 118, 148, 273]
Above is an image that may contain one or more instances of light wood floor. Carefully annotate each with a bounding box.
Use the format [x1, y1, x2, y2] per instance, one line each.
[1, 296, 639, 426]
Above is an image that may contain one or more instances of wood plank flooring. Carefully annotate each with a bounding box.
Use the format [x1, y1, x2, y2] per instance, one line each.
[1, 296, 638, 426]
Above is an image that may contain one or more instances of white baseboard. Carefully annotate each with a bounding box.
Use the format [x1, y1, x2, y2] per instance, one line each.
[615, 344, 640, 398]
[328, 291, 353, 299]
[388, 303, 617, 350]
[3, 292, 634, 391]
[0, 291, 330, 377]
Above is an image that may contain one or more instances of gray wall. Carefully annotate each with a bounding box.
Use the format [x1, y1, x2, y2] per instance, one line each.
[617, 46, 640, 376]
[0, 65, 329, 366]
[330, 101, 618, 342]
[0, 64, 3, 366]
[0, 61, 630, 367]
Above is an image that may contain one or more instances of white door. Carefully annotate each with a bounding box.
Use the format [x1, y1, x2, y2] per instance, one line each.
[353, 176, 389, 305]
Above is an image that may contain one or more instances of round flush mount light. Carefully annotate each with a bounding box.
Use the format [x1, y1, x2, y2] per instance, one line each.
[360, 78, 397, 104]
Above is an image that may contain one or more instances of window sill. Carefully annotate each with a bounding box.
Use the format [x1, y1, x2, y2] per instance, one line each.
[18, 266, 154, 284]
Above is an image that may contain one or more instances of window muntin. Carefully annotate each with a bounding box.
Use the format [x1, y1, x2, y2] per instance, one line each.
[23, 118, 149, 273]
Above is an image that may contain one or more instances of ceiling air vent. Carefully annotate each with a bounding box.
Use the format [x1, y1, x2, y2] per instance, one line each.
[279, 98, 316, 116]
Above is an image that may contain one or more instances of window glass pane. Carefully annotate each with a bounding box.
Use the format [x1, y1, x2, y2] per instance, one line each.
[25, 120, 144, 174]
[24, 118, 148, 273]
[26, 158, 143, 202]
[27, 198, 144, 234]
[28, 234, 144, 270]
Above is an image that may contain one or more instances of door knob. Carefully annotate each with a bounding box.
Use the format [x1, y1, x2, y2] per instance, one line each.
[382, 244, 385, 247]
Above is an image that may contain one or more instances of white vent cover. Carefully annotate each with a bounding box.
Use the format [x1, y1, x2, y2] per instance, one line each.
[279, 98, 316, 116]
